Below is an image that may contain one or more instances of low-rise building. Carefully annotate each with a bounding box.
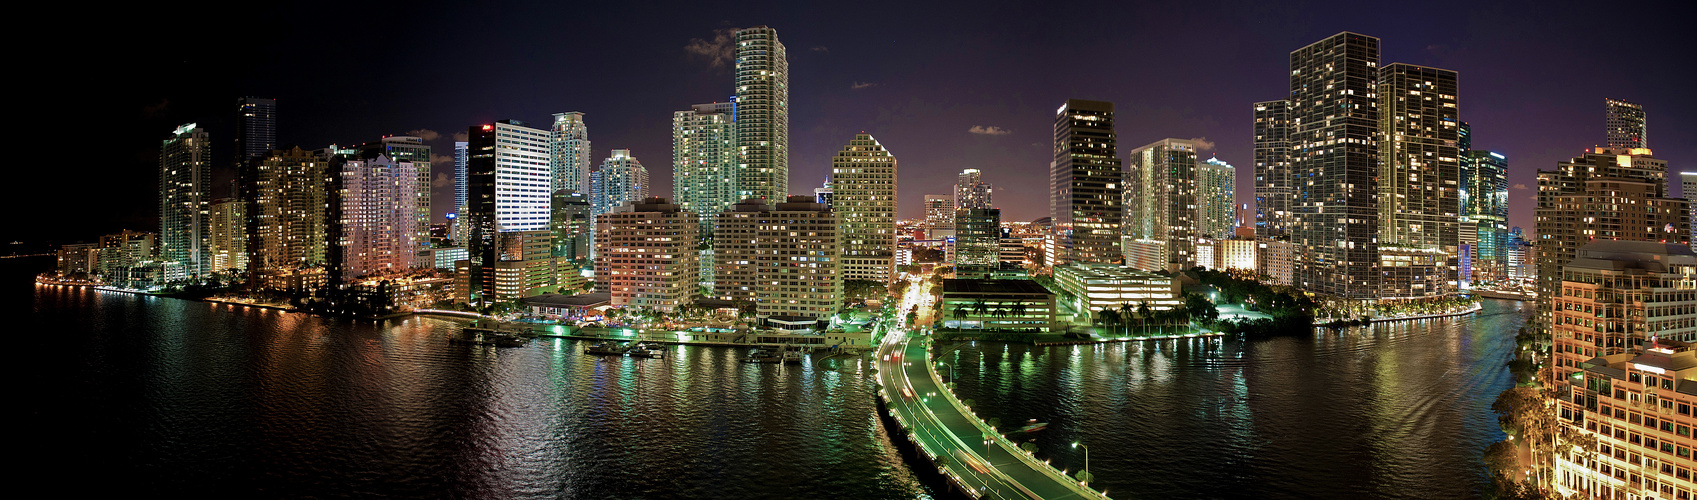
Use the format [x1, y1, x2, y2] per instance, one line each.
[1554, 339, 1697, 500]
[523, 292, 611, 320]
[939, 279, 1059, 332]
[1052, 263, 1182, 313]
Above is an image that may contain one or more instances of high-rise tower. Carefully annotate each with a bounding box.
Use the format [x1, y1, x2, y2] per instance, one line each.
[1535, 148, 1687, 320]
[1253, 100, 1291, 237]
[674, 101, 739, 235]
[235, 97, 277, 173]
[1605, 98, 1647, 149]
[831, 133, 898, 282]
[1051, 99, 1123, 265]
[465, 120, 551, 265]
[354, 136, 432, 248]
[160, 123, 213, 277]
[733, 26, 788, 202]
[589, 149, 650, 221]
[955, 169, 992, 210]
[1124, 139, 1196, 269]
[1377, 63, 1460, 298]
[550, 112, 591, 194]
[1287, 32, 1381, 298]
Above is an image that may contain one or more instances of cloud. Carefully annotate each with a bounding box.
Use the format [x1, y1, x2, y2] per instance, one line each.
[406, 129, 440, 141]
[142, 98, 170, 118]
[969, 126, 1012, 136]
[1189, 137, 1217, 151]
[851, 81, 877, 90]
[685, 28, 739, 71]
[432, 172, 452, 188]
[1512, 183, 1529, 190]
[811, 46, 828, 52]
[453, 131, 468, 142]
[431, 153, 453, 166]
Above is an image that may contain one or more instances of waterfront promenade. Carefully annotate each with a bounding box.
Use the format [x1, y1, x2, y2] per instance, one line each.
[877, 330, 1103, 499]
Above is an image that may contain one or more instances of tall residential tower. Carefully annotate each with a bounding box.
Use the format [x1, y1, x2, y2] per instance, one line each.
[160, 123, 213, 277]
[733, 26, 788, 202]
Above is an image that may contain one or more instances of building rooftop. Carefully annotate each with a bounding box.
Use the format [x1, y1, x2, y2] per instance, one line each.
[942, 279, 1052, 296]
[522, 292, 611, 307]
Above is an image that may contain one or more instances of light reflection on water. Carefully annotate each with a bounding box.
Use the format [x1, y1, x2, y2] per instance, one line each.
[949, 300, 1527, 499]
[18, 259, 929, 499]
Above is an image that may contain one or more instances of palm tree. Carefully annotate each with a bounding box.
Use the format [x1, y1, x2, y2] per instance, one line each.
[1010, 302, 1028, 330]
[992, 303, 1009, 331]
[1099, 308, 1120, 336]
[972, 299, 990, 329]
[952, 303, 968, 329]
[1137, 301, 1153, 335]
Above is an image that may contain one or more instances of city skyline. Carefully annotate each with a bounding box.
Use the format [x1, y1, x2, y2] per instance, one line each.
[32, 0, 1695, 248]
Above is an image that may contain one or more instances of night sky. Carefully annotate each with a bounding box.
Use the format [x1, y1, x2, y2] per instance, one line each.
[26, 0, 1694, 248]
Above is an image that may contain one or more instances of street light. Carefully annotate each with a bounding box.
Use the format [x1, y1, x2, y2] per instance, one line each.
[939, 362, 954, 383]
[1072, 441, 1092, 486]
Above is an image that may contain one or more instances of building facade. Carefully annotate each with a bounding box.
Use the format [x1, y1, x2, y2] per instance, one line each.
[1253, 100, 1291, 237]
[1462, 150, 1510, 282]
[925, 194, 955, 240]
[955, 168, 992, 210]
[1536, 148, 1688, 318]
[1051, 99, 1122, 265]
[336, 155, 419, 280]
[1125, 138, 1199, 270]
[550, 112, 591, 194]
[1287, 32, 1382, 298]
[1551, 241, 1697, 380]
[1377, 63, 1461, 298]
[1198, 158, 1236, 240]
[159, 123, 213, 277]
[596, 198, 699, 311]
[954, 208, 1001, 270]
[1553, 339, 1697, 500]
[734, 26, 788, 203]
[831, 134, 897, 282]
[1606, 98, 1648, 149]
[1052, 263, 1182, 313]
[235, 97, 277, 170]
[243, 147, 332, 271]
[465, 120, 551, 266]
[590, 149, 650, 223]
[353, 136, 432, 247]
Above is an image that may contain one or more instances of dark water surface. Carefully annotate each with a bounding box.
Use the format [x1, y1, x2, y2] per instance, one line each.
[15, 256, 1521, 498]
[944, 300, 1526, 499]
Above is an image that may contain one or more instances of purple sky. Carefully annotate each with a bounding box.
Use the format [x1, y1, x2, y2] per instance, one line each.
[25, 0, 1693, 246]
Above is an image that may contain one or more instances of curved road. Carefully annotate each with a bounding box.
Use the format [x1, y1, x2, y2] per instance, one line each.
[877, 274, 1104, 499]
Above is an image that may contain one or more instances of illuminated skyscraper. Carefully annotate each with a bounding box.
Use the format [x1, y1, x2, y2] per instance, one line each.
[208, 199, 247, 274]
[1050, 99, 1122, 265]
[452, 141, 469, 243]
[1461, 150, 1508, 282]
[831, 134, 897, 282]
[1124, 139, 1198, 269]
[1684, 171, 1697, 250]
[589, 149, 650, 259]
[1287, 32, 1381, 298]
[733, 26, 788, 202]
[954, 168, 992, 210]
[1252, 100, 1291, 237]
[465, 120, 551, 266]
[1605, 98, 1647, 149]
[925, 195, 955, 239]
[712, 197, 840, 325]
[235, 97, 276, 170]
[1377, 63, 1460, 298]
[244, 147, 332, 271]
[1197, 158, 1236, 240]
[354, 136, 432, 248]
[674, 101, 739, 234]
[160, 123, 212, 277]
[550, 112, 591, 194]
[336, 155, 419, 280]
[597, 198, 699, 311]
[1535, 148, 1687, 318]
